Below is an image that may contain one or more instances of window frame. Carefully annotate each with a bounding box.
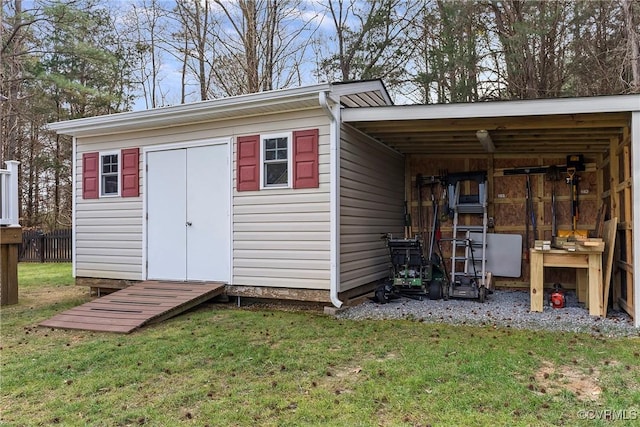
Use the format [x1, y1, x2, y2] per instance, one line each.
[99, 150, 120, 197]
[260, 132, 292, 189]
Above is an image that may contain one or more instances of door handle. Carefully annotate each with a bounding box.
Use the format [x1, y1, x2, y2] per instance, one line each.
[186, 221, 192, 226]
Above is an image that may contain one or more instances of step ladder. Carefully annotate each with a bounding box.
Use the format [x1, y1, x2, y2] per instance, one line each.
[447, 172, 489, 299]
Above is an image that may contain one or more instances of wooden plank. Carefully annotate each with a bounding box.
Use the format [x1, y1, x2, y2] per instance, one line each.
[39, 319, 142, 333]
[609, 136, 621, 309]
[601, 218, 618, 316]
[588, 252, 603, 316]
[1, 243, 19, 306]
[577, 269, 588, 304]
[542, 253, 589, 268]
[44, 314, 144, 327]
[39, 281, 224, 333]
[622, 143, 633, 318]
[530, 250, 544, 312]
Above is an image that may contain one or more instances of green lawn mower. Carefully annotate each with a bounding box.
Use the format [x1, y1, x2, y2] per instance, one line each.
[375, 234, 448, 303]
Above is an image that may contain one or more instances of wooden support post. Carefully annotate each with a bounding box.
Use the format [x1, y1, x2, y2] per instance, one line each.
[1, 226, 22, 306]
[609, 136, 621, 310]
[530, 249, 544, 312]
[577, 269, 588, 304]
[588, 251, 603, 316]
[622, 144, 633, 315]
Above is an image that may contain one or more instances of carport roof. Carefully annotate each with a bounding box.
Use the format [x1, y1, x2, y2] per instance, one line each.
[342, 94, 640, 155]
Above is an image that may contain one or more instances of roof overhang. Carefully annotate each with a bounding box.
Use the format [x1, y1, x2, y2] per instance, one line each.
[48, 79, 392, 138]
[342, 94, 640, 155]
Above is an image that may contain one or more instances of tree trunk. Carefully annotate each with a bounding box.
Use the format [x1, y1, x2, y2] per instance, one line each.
[622, 0, 640, 92]
[240, 0, 259, 93]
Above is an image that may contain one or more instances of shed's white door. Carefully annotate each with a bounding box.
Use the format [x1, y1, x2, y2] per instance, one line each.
[147, 144, 230, 282]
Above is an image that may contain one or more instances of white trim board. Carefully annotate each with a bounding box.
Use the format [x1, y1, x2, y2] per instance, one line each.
[342, 94, 640, 122]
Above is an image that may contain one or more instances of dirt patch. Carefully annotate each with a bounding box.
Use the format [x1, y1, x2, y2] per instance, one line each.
[533, 361, 602, 402]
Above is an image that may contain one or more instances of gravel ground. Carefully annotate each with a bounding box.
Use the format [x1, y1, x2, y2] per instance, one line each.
[336, 289, 639, 338]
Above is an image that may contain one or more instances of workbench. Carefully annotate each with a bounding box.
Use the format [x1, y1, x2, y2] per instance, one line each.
[529, 248, 604, 316]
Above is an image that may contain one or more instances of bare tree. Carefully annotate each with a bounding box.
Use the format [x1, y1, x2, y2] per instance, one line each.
[1, 0, 29, 163]
[317, 0, 418, 92]
[212, 0, 318, 96]
[174, 0, 215, 101]
[622, 0, 640, 92]
[565, 0, 639, 96]
[123, 0, 172, 108]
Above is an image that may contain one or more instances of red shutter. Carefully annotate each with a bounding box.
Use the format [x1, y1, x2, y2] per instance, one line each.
[121, 148, 140, 197]
[293, 129, 319, 189]
[237, 135, 260, 191]
[82, 152, 99, 199]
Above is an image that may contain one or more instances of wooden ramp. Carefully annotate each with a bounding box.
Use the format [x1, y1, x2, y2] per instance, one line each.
[39, 281, 225, 333]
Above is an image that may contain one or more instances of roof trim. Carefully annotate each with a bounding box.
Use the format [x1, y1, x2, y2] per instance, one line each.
[48, 83, 332, 137]
[342, 94, 640, 122]
[331, 79, 393, 106]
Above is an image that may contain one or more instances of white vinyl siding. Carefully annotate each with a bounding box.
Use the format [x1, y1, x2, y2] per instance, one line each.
[339, 124, 405, 291]
[74, 155, 143, 279]
[74, 108, 331, 287]
[233, 112, 331, 290]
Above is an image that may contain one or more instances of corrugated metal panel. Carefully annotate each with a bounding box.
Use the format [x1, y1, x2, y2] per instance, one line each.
[339, 124, 405, 291]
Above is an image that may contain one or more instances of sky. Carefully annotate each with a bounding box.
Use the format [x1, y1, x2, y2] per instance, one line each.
[125, 0, 334, 111]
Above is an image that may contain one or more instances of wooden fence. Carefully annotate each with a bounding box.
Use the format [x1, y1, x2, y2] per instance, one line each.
[19, 229, 72, 263]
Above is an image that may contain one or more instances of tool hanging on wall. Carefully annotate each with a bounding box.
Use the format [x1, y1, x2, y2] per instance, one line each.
[565, 154, 585, 237]
[438, 169, 450, 222]
[416, 174, 446, 260]
[545, 165, 562, 240]
[529, 175, 537, 241]
[503, 155, 586, 246]
[524, 174, 538, 261]
[525, 174, 531, 261]
[404, 201, 412, 239]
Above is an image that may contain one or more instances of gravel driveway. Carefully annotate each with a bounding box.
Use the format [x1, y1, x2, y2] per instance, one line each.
[336, 289, 638, 338]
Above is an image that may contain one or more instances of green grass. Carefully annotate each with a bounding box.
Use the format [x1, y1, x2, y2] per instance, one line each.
[2, 263, 640, 426]
[17, 262, 74, 289]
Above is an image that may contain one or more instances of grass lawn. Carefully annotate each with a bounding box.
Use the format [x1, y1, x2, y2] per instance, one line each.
[1, 263, 639, 426]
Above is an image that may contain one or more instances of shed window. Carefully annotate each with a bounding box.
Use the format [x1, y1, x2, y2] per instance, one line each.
[101, 152, 119, 196]
[236, 129, 318, 192]
[262, 134, 291, 188]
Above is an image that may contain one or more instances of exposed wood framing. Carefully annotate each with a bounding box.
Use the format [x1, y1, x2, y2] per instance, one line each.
[408, 149, 620, 290]
[623, 141, 633, 316]
[225, 285, 331, 303]
[77, 277, 140, 291]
